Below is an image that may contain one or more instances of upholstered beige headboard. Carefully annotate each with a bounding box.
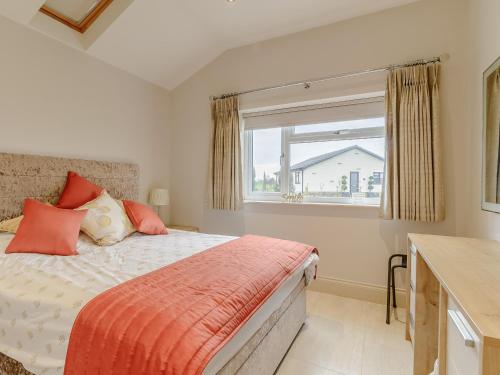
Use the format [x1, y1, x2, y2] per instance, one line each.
[0, 153, 139, 221]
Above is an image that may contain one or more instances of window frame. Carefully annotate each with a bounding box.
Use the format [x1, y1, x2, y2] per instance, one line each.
[244, 121, 385, 205]
[39, 0, 113, 33]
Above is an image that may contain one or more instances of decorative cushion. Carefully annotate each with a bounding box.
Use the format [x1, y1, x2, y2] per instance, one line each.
[0, 202, 53, 234]
[0, 216, 23, 234]
[122, 200, 168, 235]
[56, 171, 103, 209]
[6, 199, 87, 256]
[76, 190, 135, 246]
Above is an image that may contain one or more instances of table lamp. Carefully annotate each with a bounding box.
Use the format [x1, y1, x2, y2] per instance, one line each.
[149, 188, 169, 214]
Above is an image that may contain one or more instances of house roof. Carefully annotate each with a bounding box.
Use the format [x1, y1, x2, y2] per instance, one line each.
[290, 145, 384, 172]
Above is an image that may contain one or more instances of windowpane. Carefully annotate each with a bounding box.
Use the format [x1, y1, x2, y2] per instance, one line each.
[294, 117, 384, 134]
[373, 172, 384, 185]
[251, 128, 281, 193]
[289, 137, 385, 205]
[43, 0, 101, 23]
[244, 96, 386, 205]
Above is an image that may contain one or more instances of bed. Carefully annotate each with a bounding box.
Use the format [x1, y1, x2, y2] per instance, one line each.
[0, 153, 318, 375]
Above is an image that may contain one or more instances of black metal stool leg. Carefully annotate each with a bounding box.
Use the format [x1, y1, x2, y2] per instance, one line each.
[386, 254, 406, 325]
[386, 257, 392, 324]
[392, 265, 397, 308]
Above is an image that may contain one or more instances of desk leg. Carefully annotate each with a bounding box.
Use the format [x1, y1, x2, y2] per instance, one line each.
[438, 285, 448, 375]
[405, 240, 412, 341]
[413, 252, 440, 375]
[483, 344, 500, 374]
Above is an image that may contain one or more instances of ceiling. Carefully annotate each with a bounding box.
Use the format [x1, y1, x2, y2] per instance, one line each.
[0, 0, 418, 90]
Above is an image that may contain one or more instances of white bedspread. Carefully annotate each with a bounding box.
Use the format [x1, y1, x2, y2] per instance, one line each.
[0, 230, 235, 375]
[0, 231, 317, 375]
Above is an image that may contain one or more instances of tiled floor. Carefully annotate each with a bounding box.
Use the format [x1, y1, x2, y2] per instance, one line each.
[276, 291, 412, 375]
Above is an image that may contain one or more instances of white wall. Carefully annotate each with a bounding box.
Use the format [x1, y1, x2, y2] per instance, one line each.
[4, 0, 494, 296]
[171, 0, 470, 290]
[461, 0, 500, 240]
[0, 15, 172, 220]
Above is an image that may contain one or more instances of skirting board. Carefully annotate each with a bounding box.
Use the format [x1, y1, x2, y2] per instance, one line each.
[308, 276, 406, 306]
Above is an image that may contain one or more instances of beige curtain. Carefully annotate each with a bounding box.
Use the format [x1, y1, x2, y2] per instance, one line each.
[484, 67, 500, 203]
[208, 95, 243, 210]
[380, 63, 444, 222]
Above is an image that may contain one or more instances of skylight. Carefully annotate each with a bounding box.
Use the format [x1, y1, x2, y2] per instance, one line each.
[40, 0, 113, 33]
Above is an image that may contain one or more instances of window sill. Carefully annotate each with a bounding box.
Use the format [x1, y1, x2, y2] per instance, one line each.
[243, 200, 380, 209]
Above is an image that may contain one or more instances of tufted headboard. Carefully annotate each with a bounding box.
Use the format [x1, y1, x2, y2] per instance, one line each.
[0, 153, 139, 221]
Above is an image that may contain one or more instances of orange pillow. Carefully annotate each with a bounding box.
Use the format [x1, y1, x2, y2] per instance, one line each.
[56, 171, 102, 209]
[6, 199, 87, 256]
[122, 200, 168, 235]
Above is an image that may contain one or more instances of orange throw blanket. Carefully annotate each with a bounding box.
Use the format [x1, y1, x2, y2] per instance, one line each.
[64, 235, 317, 375]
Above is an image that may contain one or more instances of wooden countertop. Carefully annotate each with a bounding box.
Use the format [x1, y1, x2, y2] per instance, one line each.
[408, 234, 500, 346]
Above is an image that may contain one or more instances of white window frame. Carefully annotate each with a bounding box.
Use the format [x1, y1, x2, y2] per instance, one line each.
[243, 95, 385, 205]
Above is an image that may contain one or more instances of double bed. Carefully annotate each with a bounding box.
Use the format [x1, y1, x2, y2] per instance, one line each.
[0, 153, 318, 375]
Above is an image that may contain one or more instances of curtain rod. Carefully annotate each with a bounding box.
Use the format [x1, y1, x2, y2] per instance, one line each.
[210, 54, 449, 101]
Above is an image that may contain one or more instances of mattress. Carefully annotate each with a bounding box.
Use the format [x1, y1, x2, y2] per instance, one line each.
[0, 230, 317, 375]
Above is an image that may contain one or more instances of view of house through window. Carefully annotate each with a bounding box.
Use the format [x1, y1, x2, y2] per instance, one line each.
[288, 132, 385, 204]
[244, 99, 385, 205]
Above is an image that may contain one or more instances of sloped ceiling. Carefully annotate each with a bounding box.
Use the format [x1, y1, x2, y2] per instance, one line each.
[0, 0, 419, 90]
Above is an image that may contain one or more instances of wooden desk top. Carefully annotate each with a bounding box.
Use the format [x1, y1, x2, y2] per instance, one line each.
[409, 234, 500, 346]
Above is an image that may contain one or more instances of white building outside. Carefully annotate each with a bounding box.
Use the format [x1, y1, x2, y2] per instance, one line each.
[290, 145, 384, 199]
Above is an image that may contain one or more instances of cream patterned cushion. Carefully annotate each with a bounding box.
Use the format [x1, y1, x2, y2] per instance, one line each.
[76, 190, 135, 246]
[0, 215, 23, 234]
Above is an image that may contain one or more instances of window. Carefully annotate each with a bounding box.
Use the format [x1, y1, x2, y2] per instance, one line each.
[243, 96, 385, 205]
[249, 128, 281, 193]
[372, 172, 383, 185]
[40, 0, 113, 33]
[294, 171, 302, 184]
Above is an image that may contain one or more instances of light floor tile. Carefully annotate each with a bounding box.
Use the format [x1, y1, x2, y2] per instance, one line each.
[277, 291, 412, 375]
[277, 357, 345, 375]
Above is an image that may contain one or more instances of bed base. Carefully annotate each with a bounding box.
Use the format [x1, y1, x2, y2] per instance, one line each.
[217, 278, 306, 375]
[0, 279, 306, 375]
[0, 353, 30, 375]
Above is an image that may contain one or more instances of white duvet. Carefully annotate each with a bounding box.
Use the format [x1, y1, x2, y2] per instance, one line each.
[0, 230, 236, 375]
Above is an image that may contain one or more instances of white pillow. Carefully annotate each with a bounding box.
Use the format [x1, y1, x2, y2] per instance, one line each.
[0, 233, 14, 254]
[76, 190, 135, 246]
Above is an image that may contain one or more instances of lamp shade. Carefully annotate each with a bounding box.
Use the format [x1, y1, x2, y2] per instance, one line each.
[149, 188, 170, 206]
